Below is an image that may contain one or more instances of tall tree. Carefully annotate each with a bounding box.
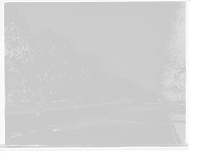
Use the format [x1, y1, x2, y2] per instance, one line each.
[5, 60, 20, 103]
[22, 31, 68, 115]
[159, 3, 186, 101]
[4, 3, 33, 102]
[7, 29, 75, 116]
[4, 3, 31, 65]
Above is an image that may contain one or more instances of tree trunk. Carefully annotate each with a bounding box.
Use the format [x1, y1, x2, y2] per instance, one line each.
[76, 103, 78, 111]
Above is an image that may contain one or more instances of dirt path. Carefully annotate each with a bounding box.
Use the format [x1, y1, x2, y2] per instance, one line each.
[16, 103, 176, 145]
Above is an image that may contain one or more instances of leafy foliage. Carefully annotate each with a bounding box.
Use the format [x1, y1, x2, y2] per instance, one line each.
[159, 3, 186, 101]
[5, 9, 153, 116]
[5, 17, 33, 104]
[4, 3, 31, 65]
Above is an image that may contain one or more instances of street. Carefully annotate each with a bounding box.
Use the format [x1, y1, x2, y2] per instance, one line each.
[5, 102, 186, 147]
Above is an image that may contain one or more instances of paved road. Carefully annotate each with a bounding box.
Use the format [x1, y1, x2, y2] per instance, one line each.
[16, 103, 176, 145]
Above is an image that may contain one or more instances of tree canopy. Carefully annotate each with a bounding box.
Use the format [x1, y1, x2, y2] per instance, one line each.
[159, 3, 186, 101]
[5, 10, 155, 113]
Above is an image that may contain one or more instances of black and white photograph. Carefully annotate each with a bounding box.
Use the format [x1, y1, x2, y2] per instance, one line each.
[4, 1, 187, 147]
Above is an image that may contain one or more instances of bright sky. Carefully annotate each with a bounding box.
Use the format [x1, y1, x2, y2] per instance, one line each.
[7, 2, 182, 91]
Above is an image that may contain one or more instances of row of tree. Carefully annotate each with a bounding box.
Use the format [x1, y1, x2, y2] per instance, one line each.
[158, 2, 186, 100]
[5, 13, 153, 116]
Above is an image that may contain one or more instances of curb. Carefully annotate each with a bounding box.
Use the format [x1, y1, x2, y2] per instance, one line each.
[165, 107, 182, 144]
[5, 126, 60, 144]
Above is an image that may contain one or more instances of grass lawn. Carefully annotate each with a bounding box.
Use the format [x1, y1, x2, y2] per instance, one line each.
[173, 122, 186, 144]
[171, 114, 186, 144]
[5, 103, 134, 139]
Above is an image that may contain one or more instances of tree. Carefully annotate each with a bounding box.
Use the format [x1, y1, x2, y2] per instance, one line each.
[157, 61, 184, 100]
[159, 3, 186, 101]
[157, 62, 175, 100]
[15, 56, 62, 117]
[4, 3, 31, 65]
[4, 58, 20, 103]
[6, 29, 75, 117]
[4, 3, 32, 102]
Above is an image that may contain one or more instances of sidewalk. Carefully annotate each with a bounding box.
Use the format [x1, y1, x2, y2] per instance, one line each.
[16, 103, 176, 145]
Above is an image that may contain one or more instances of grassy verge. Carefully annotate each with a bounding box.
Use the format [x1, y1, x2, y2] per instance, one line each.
[5, 104, 136, 135]
[171, 114, 186, 144]
[173, 122, 186, 144]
